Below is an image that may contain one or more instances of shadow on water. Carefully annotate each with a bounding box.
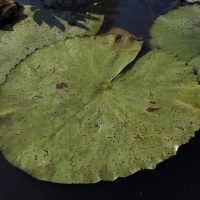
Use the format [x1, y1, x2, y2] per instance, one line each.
[30, 6, 93, 32]
[0, 1, 102, 31]
[17, 0, 182, 38]
[2, 0, 186, 41]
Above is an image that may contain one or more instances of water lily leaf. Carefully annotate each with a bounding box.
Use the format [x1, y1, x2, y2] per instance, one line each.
[0, 33, 143, 183]
[0, 5, 104, 84]
[149, 4, 200, 63]
[0, 34, 199, 183]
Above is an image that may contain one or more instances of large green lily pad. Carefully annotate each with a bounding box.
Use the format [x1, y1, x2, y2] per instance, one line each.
[0, 34, 199, 183]
[0, 5, 104, 84]
[149, 4, 200, 63]
[0, 33, 143, 183]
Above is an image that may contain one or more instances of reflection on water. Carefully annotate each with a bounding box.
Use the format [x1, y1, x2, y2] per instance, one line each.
[17, 0, 180, 39]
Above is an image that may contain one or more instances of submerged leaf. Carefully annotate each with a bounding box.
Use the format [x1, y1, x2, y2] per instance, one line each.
[0, 5, 104, 84]
[149, 4, 200, 63]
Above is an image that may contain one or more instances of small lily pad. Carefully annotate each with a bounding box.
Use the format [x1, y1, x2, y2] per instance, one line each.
[149, 4, 200, 63]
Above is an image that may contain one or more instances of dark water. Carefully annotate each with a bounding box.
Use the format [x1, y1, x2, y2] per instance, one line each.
[1, 0, 200, 199]
[16, 0, 179, 39]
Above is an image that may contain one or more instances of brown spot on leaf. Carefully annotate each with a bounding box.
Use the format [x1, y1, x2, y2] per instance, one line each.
[114, 35, 122, 43]
[146, 107, 160, 112]
[56, 83, 68, 89]
[149, 101, 156, 104]
[134, 134, 143, 140]
[32, 95, 43, 99]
